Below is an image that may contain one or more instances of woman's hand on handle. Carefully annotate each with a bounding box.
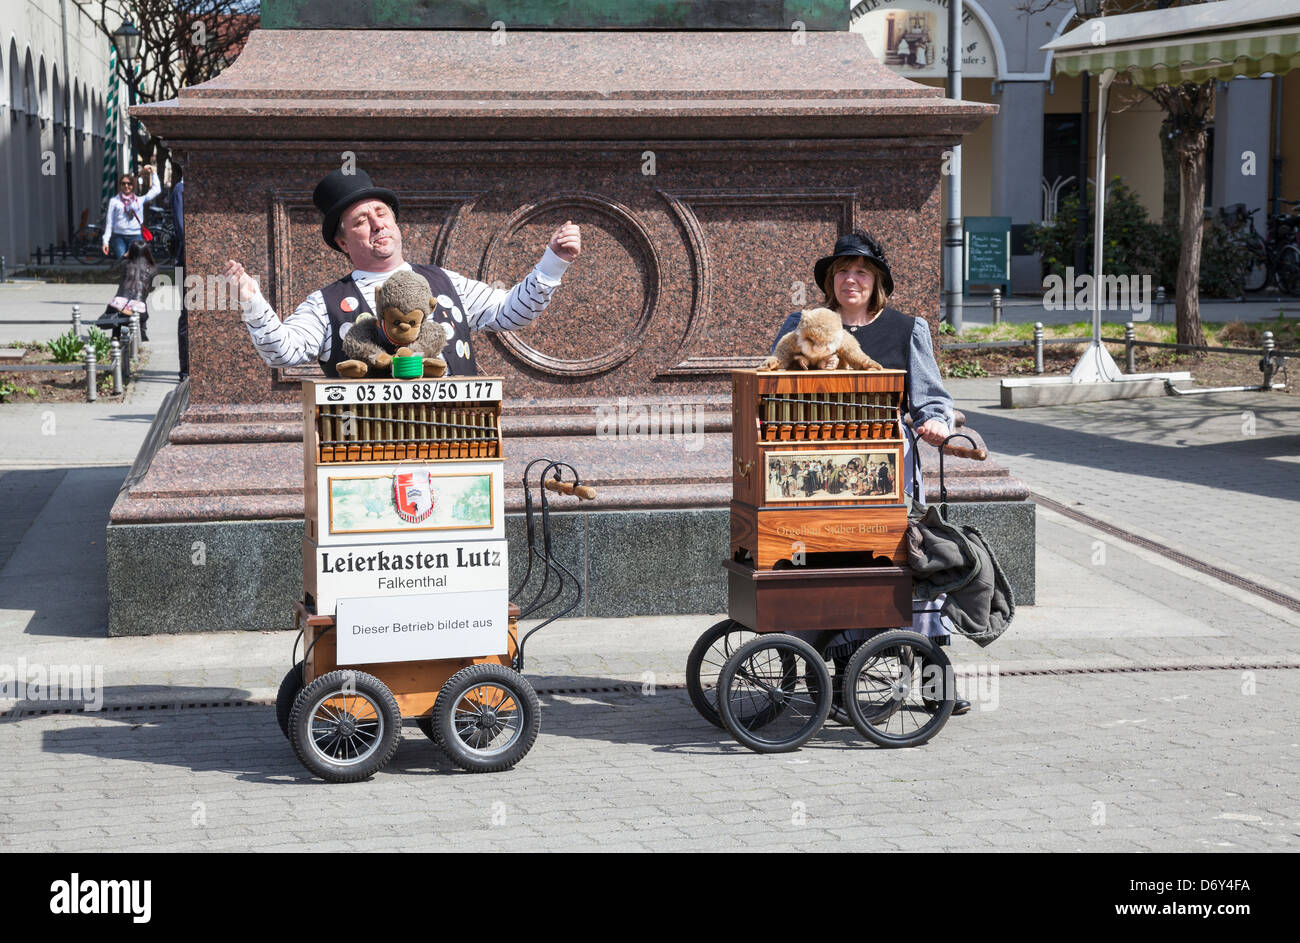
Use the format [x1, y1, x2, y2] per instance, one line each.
[916, 418, 950, 447]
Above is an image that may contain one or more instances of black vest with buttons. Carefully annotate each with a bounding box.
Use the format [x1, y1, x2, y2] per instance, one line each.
[319, 263, 476, 378]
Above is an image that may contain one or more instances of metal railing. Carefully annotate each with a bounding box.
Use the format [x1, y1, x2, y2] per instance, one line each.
[2, 304, 137, 401]
[943, 320, 1294, 385]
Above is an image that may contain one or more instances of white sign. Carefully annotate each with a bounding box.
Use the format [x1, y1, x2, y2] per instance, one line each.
[851, 0, 997, 79]
[315, 378, 501, 406]
[311, 538, 508, 613]
[336, 589, 509, 664]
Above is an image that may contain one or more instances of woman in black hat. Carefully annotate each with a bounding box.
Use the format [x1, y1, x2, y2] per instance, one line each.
[771, 229, 955, 491]
[771, 231, 968, 712]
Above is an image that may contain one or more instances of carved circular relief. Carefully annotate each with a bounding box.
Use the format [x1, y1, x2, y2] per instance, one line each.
[479, 194, 659, 376]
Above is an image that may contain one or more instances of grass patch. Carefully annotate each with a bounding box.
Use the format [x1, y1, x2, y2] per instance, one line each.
[954, 316, 1298, 349]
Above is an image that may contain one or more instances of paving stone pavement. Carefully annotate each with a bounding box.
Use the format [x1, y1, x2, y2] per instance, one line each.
[948, 378, 1300, 600]
[1, 668, 1295, 853]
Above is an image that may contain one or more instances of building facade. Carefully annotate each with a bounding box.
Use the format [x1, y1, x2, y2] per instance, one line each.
[852, 0, 1300, 293]
[2, 0, 120, 265]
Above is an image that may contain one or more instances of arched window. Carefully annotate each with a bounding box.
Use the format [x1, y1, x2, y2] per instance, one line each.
[22, 48, 34, 117]
[8, 41, 21, 115]
[38, 55, 48, 126]
[53, 64, 63, 128]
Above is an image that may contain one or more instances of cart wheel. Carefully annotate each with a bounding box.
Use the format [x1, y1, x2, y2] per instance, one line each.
[288, 670, 402, 783]
[275, 660, 304, 739]
[843, 630, 953, 748]
[716, 634, 832, 754]
[414, 715, 439, 746]
[433, 664, 540, 773]
[686, 619, 757, 728]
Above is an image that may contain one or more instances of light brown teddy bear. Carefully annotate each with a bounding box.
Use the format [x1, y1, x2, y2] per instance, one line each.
[337, 270, 449, 379]
[759, 307, 884, 371]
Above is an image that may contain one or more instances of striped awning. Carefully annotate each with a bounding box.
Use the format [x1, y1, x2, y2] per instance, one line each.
[1044, 0, 1300, 86]
[1051, 25, 1300, 84]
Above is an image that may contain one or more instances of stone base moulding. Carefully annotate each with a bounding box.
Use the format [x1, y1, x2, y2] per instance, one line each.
[105, 501, 1034, 635]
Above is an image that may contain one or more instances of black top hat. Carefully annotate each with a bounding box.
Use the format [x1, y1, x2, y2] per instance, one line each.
[313, 169, 400, 252]
[813, 230, 894, 297]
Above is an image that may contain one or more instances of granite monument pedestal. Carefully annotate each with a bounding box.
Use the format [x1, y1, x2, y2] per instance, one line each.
[109, 27, 1022, 635]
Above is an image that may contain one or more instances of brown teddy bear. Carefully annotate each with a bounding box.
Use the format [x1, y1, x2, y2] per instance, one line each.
[337, 270, 449, 379]
[759, 307, 884, 371]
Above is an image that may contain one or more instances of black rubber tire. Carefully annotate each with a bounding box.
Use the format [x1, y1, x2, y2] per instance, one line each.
[433, 664, 540, 773]
[716, 634, 831, 754]
[843, 630, 953, 748]
[275, 661, 304, 739]
[288, 669, 402, 783]
[1277, 245, 1300, 296]
[686, 619, 757, 728]
[415, 715, 439, 745]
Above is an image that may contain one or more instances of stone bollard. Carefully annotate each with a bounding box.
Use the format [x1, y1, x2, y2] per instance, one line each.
[129, 312, 141, 360]
[1155, 285, 1167, 324]
[1261, 331, 1276, 387]
[1125, 322, 1136, 374]
[1, 255, 7, 282]
[992, 287, 1002, 326]
[71, 304, 81, 337]
[84, 345, 98, 403]
[1033, 322, 1045, 375]
[110, 340, 123, 395]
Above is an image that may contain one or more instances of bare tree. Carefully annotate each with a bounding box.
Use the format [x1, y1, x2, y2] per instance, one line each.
[73, 0, 259, 182]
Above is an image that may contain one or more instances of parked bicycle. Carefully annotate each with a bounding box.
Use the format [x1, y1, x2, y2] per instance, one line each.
[1220, 201, 1300, 296]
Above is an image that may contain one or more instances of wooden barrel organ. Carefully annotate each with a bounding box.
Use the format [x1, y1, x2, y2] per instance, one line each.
[727, 369, 913, 633]
[299, 377, 516, 719]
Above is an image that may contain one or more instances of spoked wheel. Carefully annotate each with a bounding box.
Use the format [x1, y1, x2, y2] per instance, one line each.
[1277, 245, 1300, 296]
[275, 660, 305, 739]
[433, 664, 540, 773]
[716, 634, 832, 754]
[686, 619, 757, 728]
[1242, 248, 1269, 293]
[843, 630, 954, 748]
[288, 670, 402, 782]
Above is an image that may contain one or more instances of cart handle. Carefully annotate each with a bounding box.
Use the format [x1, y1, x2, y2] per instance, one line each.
[544, 478, 597, 500]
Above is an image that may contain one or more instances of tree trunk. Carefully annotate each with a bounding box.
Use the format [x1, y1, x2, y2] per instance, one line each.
[1175, 127, 1209, 350]
[1160, 116, 1180, 227]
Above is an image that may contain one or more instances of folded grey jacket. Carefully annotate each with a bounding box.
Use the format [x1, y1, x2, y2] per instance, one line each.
[905, 505, 1014, 647]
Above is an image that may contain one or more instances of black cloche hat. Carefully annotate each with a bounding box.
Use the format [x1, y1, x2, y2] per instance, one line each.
[313, 168, 400, 252]
[813, 230, 894, 297]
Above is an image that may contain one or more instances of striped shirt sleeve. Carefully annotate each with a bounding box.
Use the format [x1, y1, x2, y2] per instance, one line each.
[241, 289, 332, 366]
[447, 247, 570, 333]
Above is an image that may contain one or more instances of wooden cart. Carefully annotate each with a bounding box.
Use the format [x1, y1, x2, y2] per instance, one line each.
[277, 377, 592, 782]
[687, 368, 981, 753]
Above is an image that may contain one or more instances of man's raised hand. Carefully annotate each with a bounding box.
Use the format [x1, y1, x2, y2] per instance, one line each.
[221, 260, 261, 305]
[548, 220, 581, 262]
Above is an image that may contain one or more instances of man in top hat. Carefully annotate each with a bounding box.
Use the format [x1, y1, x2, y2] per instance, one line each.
[222, 168, 581, 377]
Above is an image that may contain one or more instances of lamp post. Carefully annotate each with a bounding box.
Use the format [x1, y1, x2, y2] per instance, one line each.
[1073, 0, 1101, 277]
[111, 19, 142, 176]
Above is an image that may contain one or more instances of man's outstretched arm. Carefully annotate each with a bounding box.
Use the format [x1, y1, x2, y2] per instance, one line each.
[451, 221, 581, 333]
[222, 259, 330, 366]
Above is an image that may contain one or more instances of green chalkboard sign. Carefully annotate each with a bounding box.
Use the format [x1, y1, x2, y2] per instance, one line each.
[963, 216, 1011, 296]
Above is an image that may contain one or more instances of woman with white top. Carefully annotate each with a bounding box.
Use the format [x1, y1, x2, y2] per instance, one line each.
[101, 165, 161, 259]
